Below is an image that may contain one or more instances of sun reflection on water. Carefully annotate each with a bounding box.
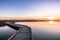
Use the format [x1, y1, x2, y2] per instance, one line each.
[49, 21, 54, 24]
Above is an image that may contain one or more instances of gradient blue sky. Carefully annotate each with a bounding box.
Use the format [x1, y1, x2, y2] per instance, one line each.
[0, 0, 60, 17]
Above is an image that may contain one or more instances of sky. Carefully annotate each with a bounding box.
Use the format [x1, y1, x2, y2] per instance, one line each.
[0, 0, 60, 17]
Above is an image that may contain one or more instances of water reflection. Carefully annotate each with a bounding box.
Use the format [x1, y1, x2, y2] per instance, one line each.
[0, 25, 19, 40]
[16, 21, 60, 40]
[49, 21, 54, 24]
[0, 21, 60, 40]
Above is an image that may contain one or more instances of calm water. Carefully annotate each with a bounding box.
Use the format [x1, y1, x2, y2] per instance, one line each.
[16, 21, 60, 40]
[0, 21, 60, 40]
[0, 26, 17, 40]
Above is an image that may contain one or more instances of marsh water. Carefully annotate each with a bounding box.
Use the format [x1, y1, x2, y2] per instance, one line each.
[0, 21, 60, 40]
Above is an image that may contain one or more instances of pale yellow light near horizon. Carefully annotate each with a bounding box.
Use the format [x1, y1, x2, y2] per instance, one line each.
[48, 17, 55, 24]
[48, 17, 55, 20]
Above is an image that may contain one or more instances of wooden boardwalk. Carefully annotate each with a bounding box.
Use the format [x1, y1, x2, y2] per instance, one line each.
[6, 23, 32, 40]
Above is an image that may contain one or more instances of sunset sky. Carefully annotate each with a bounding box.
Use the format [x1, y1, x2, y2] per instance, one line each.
[1, 0, 60, 39]
[0, 0, 60, 17]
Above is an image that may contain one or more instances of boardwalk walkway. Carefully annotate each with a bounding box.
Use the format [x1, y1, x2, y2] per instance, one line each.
[5, 22, 32, 40]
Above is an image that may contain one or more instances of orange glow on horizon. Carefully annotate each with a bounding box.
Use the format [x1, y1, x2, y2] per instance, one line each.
[0, 16, 60, 20]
